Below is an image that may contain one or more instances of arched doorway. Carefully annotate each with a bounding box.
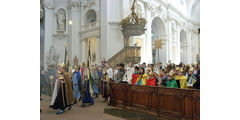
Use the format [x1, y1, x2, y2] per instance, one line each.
[180, 30, 188, 64]
[151, 17, 166, 64]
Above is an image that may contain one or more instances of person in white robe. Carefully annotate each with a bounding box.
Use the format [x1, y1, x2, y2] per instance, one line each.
[122, 63, 134, 84]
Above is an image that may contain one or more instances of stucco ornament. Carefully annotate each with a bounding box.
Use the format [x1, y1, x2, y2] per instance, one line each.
[83, 0, 95, 9]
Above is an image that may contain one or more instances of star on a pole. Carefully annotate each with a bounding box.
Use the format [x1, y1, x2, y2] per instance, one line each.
[154, 39, 164, 49]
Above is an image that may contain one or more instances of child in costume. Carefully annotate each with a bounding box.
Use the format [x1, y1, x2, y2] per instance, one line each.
[166, 70, 178, 88]
[132, 66, 139, 85]
[135, 67, 148, 85]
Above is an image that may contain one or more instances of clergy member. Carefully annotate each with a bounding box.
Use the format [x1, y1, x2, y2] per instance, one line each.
[50, 64, 74, 114]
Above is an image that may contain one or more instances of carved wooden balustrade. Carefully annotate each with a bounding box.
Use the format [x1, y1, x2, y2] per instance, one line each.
[109, 83, 200, 120]
[107, 46, 141, 67]
[80, 21, 100, 31]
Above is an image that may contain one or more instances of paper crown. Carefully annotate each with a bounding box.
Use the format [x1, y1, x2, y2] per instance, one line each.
[180, 68, 184, 72]
[176, 67, 180, 71]
[189, 67, 194, 72]
[169, 70, 175, 77]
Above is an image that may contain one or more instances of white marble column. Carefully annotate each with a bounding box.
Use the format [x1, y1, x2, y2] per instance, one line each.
[100, 0, 108, 60]
[81, 39, 87, 63]
[145, 9, 152, 64]
[96, 35, 101, 65]
[70, 4, 80, 64]
[176, 23, 181, 64]
[168, 21, 172, 62]
[44, 8, 54, 69]
[187, 29, 192, 64]
[165, 21, 169, 64]
[198, 30, 200, 56]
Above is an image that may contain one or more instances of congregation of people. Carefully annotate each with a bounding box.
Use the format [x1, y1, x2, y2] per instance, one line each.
[102, 61, 200, 89]
[40, 59, 200, 115]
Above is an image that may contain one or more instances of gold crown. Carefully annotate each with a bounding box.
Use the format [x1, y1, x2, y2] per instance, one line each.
[176, 67, 180, 71]
[189, 67, 194, 72]
[180, 68, 184, 72]
[169, 70, 175, 77]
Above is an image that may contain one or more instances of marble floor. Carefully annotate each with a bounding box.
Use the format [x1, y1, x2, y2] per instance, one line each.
[40, 95, 164, 120]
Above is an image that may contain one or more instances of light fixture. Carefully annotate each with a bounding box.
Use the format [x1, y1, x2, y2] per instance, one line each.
[69, 20, 72, 25]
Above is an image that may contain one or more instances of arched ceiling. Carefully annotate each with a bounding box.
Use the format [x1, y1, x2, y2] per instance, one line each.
[151, 17, 166, 37]
[190, 0, 200, 23]
[168, 0, 200, 24]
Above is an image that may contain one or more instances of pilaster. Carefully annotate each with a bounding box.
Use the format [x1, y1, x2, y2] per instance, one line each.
[44, 8, 54, 69]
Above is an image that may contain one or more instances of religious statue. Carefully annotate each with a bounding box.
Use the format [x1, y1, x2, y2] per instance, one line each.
[46, 46, 59, 68]
[74, 56, 78, 66]
[57, 9, 66, 32]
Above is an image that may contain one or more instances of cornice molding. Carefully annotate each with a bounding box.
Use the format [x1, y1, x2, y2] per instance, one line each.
[67, 1, 81, 10]
[41, 0, 55, 10]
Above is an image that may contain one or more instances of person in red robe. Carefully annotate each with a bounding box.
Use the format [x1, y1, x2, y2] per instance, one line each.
[132, 66, 139, 85]
[146, 71, 157, 86]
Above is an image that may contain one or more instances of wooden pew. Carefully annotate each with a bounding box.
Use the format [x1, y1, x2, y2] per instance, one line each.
[109, 83, 200, 120]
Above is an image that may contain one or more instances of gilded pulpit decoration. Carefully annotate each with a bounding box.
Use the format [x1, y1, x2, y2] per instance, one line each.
[57, 8, 66, 32]
[120, 0, 146, 47]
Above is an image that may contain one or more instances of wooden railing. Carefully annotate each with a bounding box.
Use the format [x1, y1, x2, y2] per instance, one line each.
[107, 46, 141, 67]
[109, 83, 200, 120]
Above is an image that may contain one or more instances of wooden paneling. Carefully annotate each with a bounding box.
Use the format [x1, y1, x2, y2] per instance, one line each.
[193, 90, 200, 120]
[109, 83, 200, 120]
[158, 87, 182, 118]
[132, 85, 158, 114]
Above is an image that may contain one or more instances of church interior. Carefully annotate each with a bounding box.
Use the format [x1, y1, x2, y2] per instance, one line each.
[40, 0, 200, 68]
